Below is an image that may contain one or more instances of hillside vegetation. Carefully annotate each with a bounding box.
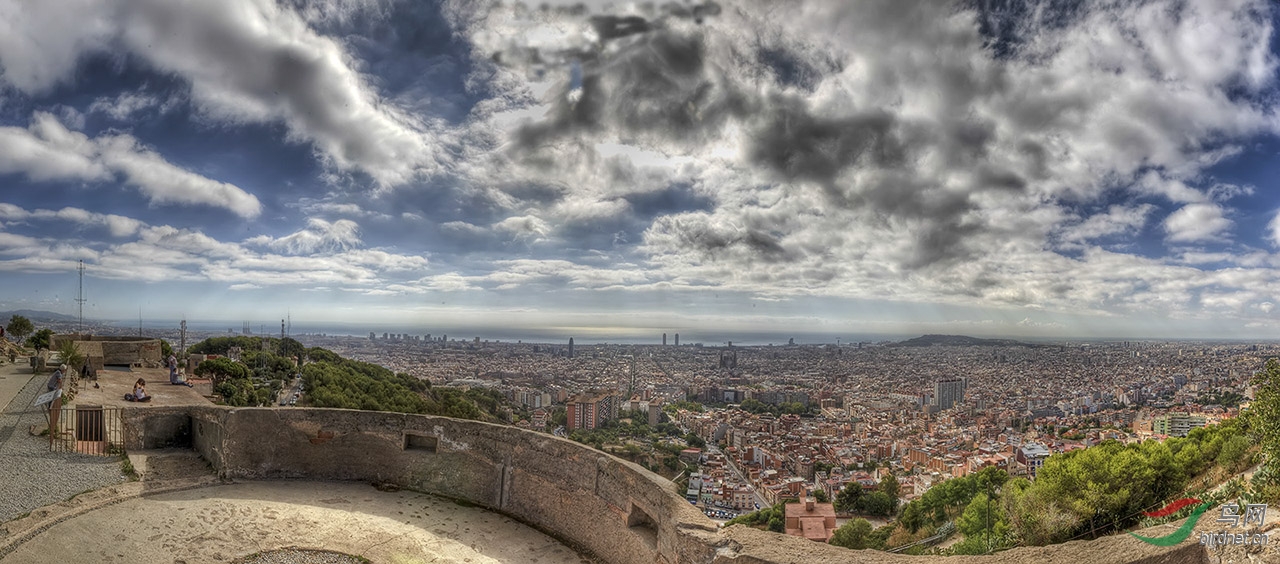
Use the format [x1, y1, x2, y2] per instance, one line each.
[187, 336, 503, 421]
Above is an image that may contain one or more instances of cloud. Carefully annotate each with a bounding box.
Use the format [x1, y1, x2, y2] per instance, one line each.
[87, 90, 170, 120]
[1270, 210, 1280, 248]
[0, 0, 448, 186]
[0, 112, 262, 218]
[494, 215, 552, 241]
[1164, 203, 1233, 243]
[245, 218, 362, 254]
[6, 220, 433, 289]
[441, 0, 1280, 323]
[0, 204, 145, 237]
[0, 113, 110, 182]
[1058, 204, 1155, 244]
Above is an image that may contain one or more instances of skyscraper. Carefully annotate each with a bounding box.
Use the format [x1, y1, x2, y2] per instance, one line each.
[675, 333, 679, 346]
[663, 333, 667, 346]
[568, 337, 574, 358]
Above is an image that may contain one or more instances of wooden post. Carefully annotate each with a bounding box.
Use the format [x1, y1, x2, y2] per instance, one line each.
[48, 395, 62, 448]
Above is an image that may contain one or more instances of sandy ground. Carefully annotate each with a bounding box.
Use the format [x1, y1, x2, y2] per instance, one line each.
[2, 480, 591, 564]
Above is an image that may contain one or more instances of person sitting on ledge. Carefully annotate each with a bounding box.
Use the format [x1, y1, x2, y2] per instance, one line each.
[125, 378, 151, 402]
[167, 354, 193, 387]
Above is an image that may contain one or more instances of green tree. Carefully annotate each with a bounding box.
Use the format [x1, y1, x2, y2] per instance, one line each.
[812, 489, 829, 503]
[767, 516, 784, 533]
[307, 347, 341, 364]
[56, 337, 85, 374]
[958, 492, 1005, 537]
[1248, 359, 1280, 488]
[860, 491, 895, 516]
[26, 328, 53, 350]
[685, 432, 706, 449]
[740, 398, 769, 414]
[5, 315, 33, 342]
[195, 357, 252, 383]
[1217, 435, 1251, 473]
[277, 337, 306, 361]
[160, 339, 173, 360]
[879, 473, 900, 510]
[900, 501, 925, 533]
[834, 481, 863, 513]
[828, 518, 873, 550]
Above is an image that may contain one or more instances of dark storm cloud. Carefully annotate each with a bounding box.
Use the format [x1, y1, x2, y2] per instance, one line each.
[660, 215, 790, 262]
[487, 2, 1029, 270]
[746, 97, 904, 183]
[756, 46, 824, 91]
[510, 29, 751, 154]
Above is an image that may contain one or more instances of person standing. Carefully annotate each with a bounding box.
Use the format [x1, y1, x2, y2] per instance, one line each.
[47, 364, 65, 392]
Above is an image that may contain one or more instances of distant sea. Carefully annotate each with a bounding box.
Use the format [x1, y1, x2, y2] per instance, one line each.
[103, 319, 910, 347]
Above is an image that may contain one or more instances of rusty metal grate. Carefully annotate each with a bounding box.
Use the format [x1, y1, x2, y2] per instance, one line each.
[49, 404, 123, 456]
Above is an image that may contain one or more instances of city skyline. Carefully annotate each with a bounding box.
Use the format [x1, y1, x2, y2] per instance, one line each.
[2, 0, 1280, 340]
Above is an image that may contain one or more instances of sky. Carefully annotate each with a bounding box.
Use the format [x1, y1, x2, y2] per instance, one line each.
[1, 0, 1280, 342]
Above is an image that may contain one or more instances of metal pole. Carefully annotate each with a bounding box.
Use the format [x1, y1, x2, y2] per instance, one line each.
[986, 482, 992, 553]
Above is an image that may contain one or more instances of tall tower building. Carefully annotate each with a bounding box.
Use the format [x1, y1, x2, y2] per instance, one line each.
[569, 337, 575, 358]
[566, 391, 617, 430]
[933, 378, 967, 410]
[675, 333, 679, 346]
[663, 333, 667, 346]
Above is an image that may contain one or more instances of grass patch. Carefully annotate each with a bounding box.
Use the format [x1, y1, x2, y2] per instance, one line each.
[120, 455, 139, 481]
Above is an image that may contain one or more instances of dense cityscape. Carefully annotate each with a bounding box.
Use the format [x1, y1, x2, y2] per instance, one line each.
[76, 316, 1271, 523]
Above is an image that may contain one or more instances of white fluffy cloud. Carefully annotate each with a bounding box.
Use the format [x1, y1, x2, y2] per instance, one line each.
[0, 0, 447, 186]
[0, 112, 261, 218]
[244, 218, 362, 255]
[0, 204, 144, 237]
[1163, 203, 1233, 243]
[0, 202, 429, 290]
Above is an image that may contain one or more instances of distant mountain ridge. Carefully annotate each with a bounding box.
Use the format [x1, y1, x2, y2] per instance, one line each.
[0, 309, 78, 322]
[893, 334, 1036, 347]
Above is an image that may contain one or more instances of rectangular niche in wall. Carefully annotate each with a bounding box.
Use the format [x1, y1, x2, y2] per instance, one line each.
[403, 431, 438, 453]
[627, 501, 659, 550]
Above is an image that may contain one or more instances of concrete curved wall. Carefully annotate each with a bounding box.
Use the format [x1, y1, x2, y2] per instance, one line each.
[122, 406, 1210, 564]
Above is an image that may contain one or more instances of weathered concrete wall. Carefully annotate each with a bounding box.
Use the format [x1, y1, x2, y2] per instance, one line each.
[122, 406, 192, 450]
[202, 408, 717, 564]
[120, 406, 1211, 564]
[51, 335, 162, 366]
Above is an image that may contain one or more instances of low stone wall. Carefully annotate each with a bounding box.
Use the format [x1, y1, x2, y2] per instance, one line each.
[120, 406, 1210, 564]
[50, 335, 162, 367]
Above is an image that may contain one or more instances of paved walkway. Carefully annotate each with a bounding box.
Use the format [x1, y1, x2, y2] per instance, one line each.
[2, 481, 591, 564]
[0, 359, 34, 414]
[0, 360, 128, 523]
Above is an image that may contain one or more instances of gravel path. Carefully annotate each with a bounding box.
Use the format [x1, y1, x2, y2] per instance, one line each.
[0, 372, 129, 522]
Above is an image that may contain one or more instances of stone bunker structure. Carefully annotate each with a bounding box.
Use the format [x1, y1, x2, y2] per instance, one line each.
[102, 405, 1217, 564]
[49, 334, 163, 371]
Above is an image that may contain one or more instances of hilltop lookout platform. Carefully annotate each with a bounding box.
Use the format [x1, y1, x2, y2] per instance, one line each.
[0, 397, 1249, 563]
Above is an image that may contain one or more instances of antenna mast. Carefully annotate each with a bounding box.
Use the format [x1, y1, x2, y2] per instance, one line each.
[76, 260, 86, 333]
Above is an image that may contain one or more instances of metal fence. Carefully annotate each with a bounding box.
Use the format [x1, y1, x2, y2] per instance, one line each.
[49, 404, 123, 456]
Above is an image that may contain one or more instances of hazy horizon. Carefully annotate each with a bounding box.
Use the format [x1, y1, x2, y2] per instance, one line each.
[2, 0, 1280, 340]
